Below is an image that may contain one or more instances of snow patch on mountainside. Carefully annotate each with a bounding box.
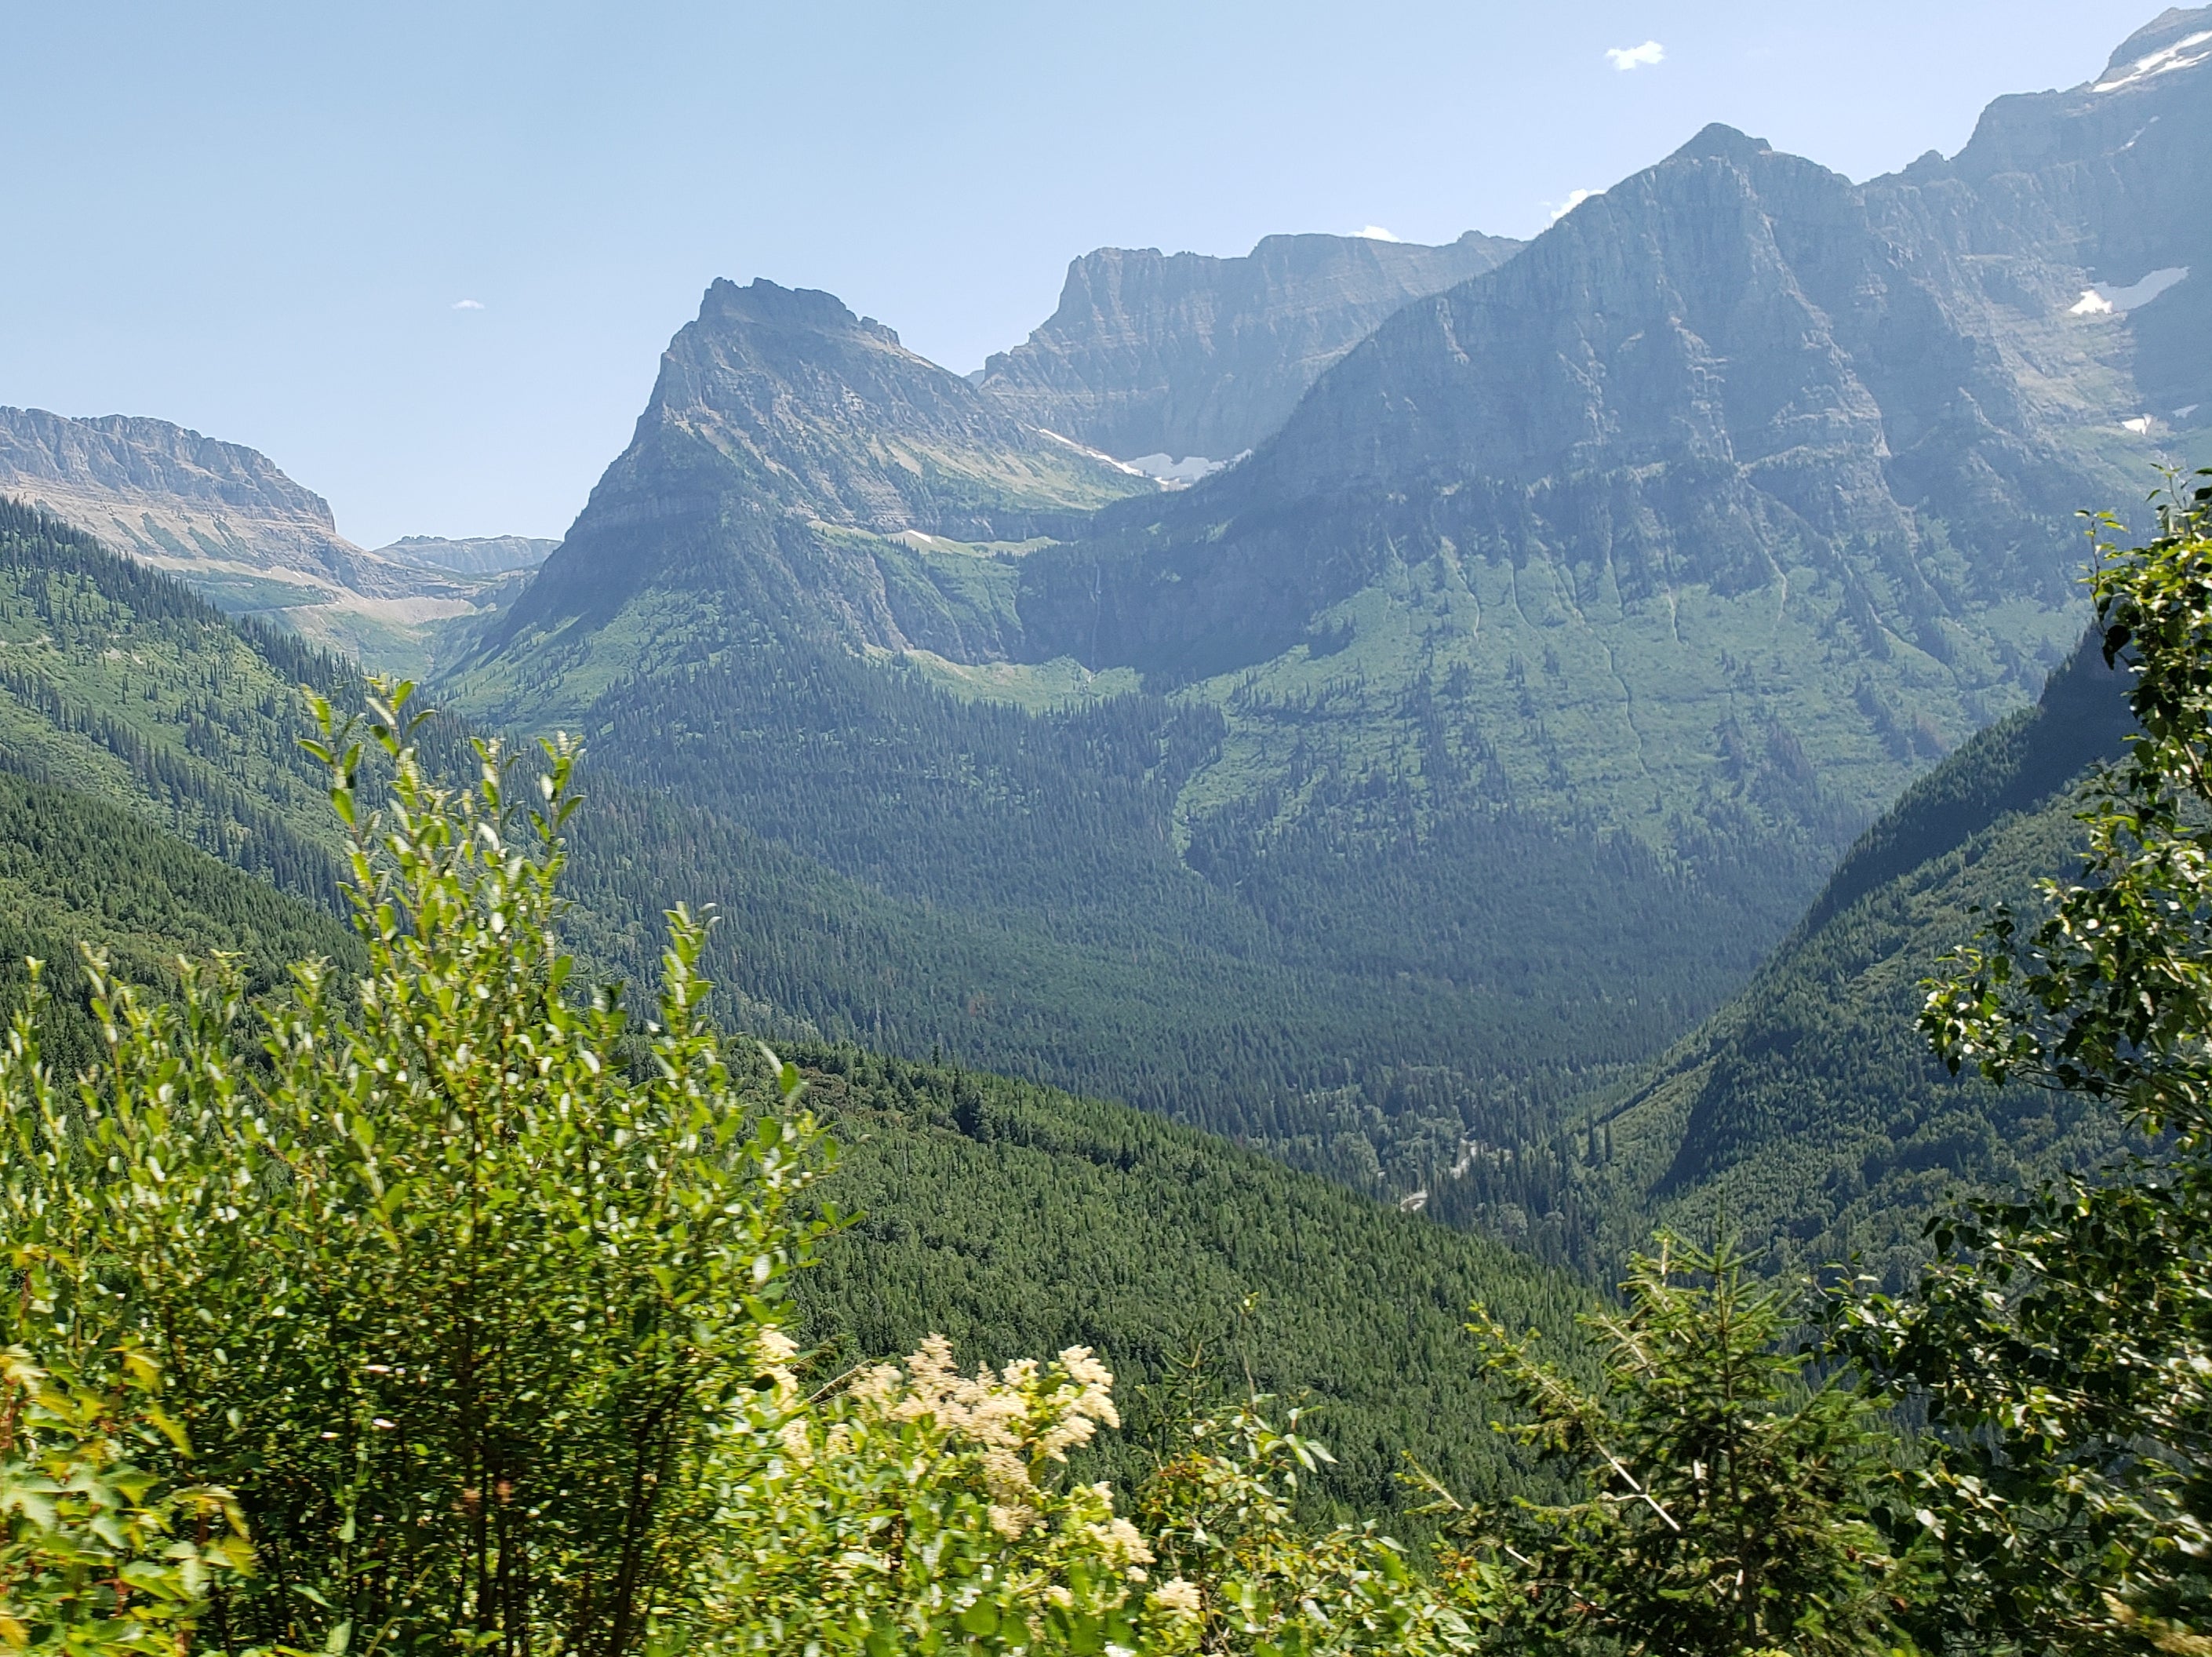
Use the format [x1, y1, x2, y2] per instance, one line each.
[2093, 30, 2212, 92]
[2069, 266, 2188, 314]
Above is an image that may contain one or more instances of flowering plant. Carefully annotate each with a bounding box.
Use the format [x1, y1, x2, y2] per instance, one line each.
[699, 1334, 1206, 1655]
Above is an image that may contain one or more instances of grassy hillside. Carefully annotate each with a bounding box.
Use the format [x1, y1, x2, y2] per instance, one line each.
[1499, 635, 2141, 1282]
[0, 497, 350, 901]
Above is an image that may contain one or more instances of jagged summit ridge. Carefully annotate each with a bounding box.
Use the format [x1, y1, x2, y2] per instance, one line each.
[1667, 122, 1774, 165]
[977, 228, 1522, 463]
[589, 276, 1140, 538]
[476, 276, 1150, 674]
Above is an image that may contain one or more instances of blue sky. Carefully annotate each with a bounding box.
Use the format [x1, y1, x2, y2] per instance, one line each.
[0, 2, 2156, 545]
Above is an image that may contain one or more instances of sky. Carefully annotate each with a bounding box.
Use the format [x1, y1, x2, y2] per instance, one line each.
[0, 2, 2162, 546]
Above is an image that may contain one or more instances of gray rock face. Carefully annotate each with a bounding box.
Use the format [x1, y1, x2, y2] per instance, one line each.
[1937, 4, 2212, 424]
[0, 406, 502, 671]
[0, 406, 357, 586]
[1017, 111, 2156, 681]
[480, 279, 1151, 679]
[977, 231, 1522, 463]
[373, 535, 557, 576]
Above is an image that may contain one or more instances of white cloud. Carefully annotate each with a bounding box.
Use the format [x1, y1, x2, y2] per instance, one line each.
[1352, 225, 1401, 242]
[1606, 39, 1664, 71]
[1548, 188, 1597, 221]
[452, 298, 486, 311]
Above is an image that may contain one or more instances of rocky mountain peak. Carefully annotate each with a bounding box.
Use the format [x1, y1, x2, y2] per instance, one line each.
[977, 228, 1522, 464]
[603, 276, 1141, 545]
[694, 276, 904, 351]
[2094, 5, 2212, 89]
[1667, 122, 1774, 166]
[475, 276, 1151, 669]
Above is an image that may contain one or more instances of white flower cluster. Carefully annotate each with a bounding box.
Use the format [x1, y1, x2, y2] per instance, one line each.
[850, 1335, 1130, 1542]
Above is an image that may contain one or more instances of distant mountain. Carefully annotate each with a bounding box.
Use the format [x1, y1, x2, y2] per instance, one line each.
[978, 231, 1522, 466]
[373, 534, 556, 576]
[448, 10, 2207, 1214]
[464, 278, 1154, 712]
[0, 406, 512, 674]
[0, 497, 1596, 1519]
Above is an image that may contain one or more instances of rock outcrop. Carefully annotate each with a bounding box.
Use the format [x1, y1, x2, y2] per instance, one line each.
[0, 407, 508, 671]
[477, 278, 1151, 690]
[977, 231, 1521, 464]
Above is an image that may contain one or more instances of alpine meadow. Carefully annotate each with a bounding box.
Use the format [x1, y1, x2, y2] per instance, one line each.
[3, 5, 2212, 1653]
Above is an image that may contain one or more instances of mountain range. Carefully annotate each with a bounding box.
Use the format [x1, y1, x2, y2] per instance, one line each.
[977, 229, 1522, 470]
[410, 9, 2205, 1204]
[2, 7, 2205, 1270]
[0, 406, 544, 675]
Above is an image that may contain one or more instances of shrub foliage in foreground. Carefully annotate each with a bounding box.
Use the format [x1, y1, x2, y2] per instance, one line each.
[1839, 487, 2212, 1652]
[22, 578, 2212, 1652]
[0, 688, 833, 1656]
[0, 686, 1481, 1657]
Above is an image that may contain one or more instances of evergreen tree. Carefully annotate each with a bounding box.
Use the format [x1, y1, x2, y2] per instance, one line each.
[1447, 1228, 1916, 1655]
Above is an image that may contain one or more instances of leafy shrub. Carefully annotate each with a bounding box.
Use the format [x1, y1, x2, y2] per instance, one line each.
[1447, 1231, 1915, 1656]
[698, 1332, 1181, 1655]
[0, 1345, 249, 1657]
[0, 684, 835, 1656]
[1843, 486, 2212, 1652]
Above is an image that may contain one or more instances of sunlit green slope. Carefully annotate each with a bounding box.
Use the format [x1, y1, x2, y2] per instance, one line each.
[1507, 635, 2141, 1282]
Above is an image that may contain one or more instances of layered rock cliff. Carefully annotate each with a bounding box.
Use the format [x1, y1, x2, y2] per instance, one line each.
[977, 231, 1522, 464]
[0, 407, 511, 672]
[468, 279, 1152, 705]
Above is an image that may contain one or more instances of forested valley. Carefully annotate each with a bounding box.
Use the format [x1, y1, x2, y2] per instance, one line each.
[5, 5, 2212, 1648]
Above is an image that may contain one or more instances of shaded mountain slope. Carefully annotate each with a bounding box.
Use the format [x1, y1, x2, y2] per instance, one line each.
[977, 230, 1521, 465]
[1517, 634, 2140, 1282]
[0, 500, 1643, 1193]
[0, 767, 362, 1079]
